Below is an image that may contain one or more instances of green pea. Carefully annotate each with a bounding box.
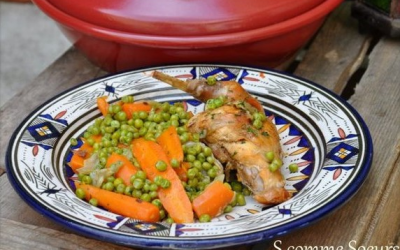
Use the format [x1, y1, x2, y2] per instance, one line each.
[171, 120, 179, 127]
[154, 176, 163, 185]
[124, 186, 133, 196]
[186, 154, 196, 162]
[121, 95, 134, 103]
[253, 112, 266, 121]
[170, 158, 180, 168]
[107, 176, 115, 183]
[115, 111, 127, 121]
[132, 189, 142, 198]
[197, 153, 206, 162]
[115, 183, 126, 194]
[111, 104, 121, 114]
[159, 178, 171, 189]
[152, 199, 162, 208]
[166, 217, 174, 224]
[70, 138, 78, 146]
[199, 214, 211, 223]
[186, 148, 198, 156]
[82, 175, 92, 185]
[89, 198, 98, 207]
[77, 173, 85, 181]
[206, 100, 216, 110]
[135, 111, 146, 120]
[289, 163, 299, 173]
[202, 162, 212, 171]
[143, 183, 151, 192]
[134, 118, 144, 128]
[253, 119, 263, 129]
[149, 190, 158, 199]
[269, 162, 279, 172]
[178, 111, 187, 119]
[265, 151, 275, 163]
[242, 187, 252, 196]
[104, 182, 114, 191]
[236, 193, 246, 206]
[230, 181, 243, 193]
[214, 98, 224, 108]
[133, 178, 144, 190]
[140, 193, 151, 202]
[159, 210, 166, 220]
[192, 133, 200, 142]
[150, 183, 158, 191]
[197, 182, 206, 191]
[224, 205, 233, 213]
[153, 113, 163, 123]
[223, 182, 232, 190]
[113, 178, 124, 186]
[136, 170, 147, 180]
[188, 178, 198, 188]
[138, 127, 147, 136]
[75, 188, 86, 199]
[110, 120, 120, 128]
[206, 75, 217, 85]
[176, 126, 186, 135]
[206, 156, 215, 164]
[207, 168, 217, 178]
[155, 160, 167, 171]
[192, 160, 202, 170]
[87, 137, 95, 146]
[180, 133, 189, 143]
[272, 158, 283, 168]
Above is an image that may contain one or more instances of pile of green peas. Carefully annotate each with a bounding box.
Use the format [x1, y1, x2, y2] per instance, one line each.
[181, 142, 221, 199]
[181, 142, 251, 214]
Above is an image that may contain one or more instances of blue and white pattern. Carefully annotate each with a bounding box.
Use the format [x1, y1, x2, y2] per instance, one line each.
[6, 65, 372, 249]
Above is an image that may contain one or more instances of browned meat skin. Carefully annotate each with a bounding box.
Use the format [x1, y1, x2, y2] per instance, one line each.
[188, 105, 291, 205]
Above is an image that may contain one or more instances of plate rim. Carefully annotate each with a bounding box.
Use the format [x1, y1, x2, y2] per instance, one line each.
[5, 63, 373, 249]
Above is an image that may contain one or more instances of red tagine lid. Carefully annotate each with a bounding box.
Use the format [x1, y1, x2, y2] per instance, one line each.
[46, 0, 325, 36]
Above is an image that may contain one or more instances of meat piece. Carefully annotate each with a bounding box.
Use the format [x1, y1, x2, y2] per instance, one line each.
[147, 70, 291, 204]
[187, 105, 291, 204]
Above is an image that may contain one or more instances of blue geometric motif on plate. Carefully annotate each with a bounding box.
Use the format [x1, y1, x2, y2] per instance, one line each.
[326, 142, 359, 164]
[27, 122, 61, 142]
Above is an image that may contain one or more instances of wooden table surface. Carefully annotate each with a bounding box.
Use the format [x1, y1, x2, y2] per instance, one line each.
[1, 3, 399, 250]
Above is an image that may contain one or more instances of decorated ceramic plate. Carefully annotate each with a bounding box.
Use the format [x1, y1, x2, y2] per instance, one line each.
[6, 65, 372, 249]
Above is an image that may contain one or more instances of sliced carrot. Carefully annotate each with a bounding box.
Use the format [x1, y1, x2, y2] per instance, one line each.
[156, 126, 184, 163]
[69, 154, 85, 173]
[68, 135, 103, 173]
[75, 182, 160, 222]
[192, 180, 234, 219]
[78, 143, 93, 155]
[105, 153, 137, 186]
[97, 96, 109, 116]
[131, 138, 194, 223]
[122, 102, 152, 119]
